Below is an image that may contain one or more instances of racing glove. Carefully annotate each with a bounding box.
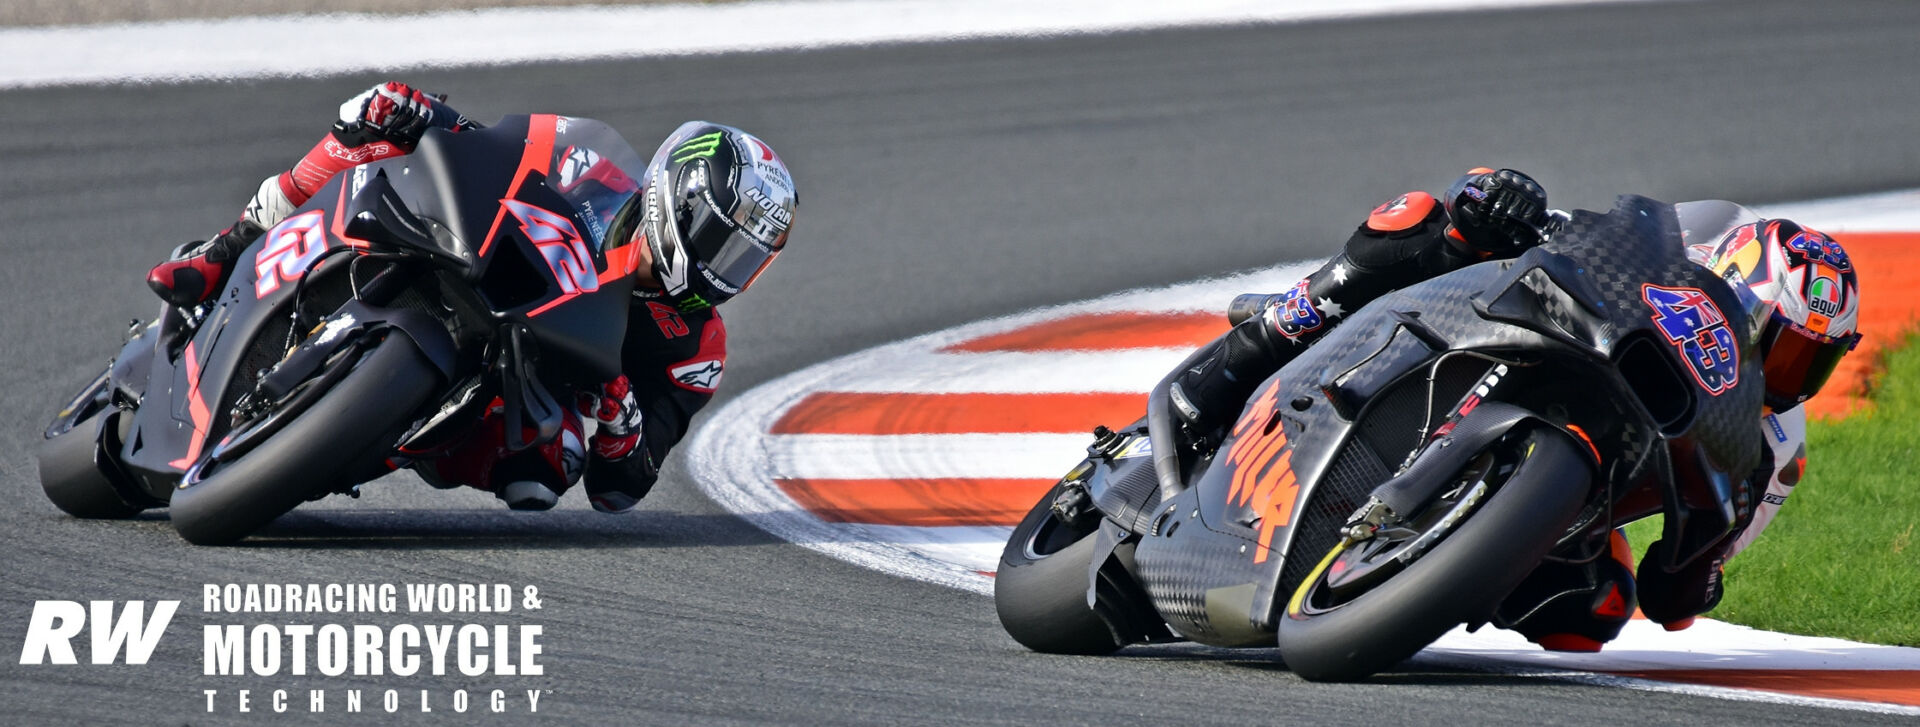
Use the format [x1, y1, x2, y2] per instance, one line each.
[336, 81, 440, 149]
[1443, 168, 1550, 255]
[577, 375, 661, 513]
[577, 375, 645, 461]
[275, 81, 472, 211]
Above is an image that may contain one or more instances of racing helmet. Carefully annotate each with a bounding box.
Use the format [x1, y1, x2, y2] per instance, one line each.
[639, 121, 795, 310]
[1704, 219, 1862, 411]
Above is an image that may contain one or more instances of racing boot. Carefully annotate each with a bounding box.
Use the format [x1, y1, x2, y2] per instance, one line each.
[1636, 537, 1726, 629]
[1167, 313, 1294, 443]
[493, 416, 586, 511]
[145, 219, 265, 308]
[1498, 530, 1638, 652]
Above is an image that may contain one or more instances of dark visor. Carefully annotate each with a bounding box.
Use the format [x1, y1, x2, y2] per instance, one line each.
[1760, 314, 1858, 405]
[680, 196, 781, 292]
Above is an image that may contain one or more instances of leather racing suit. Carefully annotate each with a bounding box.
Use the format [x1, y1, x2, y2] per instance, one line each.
[1170, 180, 1808, 651]
[153, 83, 721, 513]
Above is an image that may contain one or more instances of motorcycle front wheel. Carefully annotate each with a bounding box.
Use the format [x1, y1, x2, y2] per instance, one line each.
[39, 368, 144, 519]
[1276, 426, 1591, 681]
[994, 477, 1130, 655]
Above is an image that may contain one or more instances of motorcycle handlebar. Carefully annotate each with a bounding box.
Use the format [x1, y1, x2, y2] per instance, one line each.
[1226, 293, 1279, 327]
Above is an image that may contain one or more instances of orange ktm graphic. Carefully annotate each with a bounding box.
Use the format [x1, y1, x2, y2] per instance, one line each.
[1221, 383, 1300, 562]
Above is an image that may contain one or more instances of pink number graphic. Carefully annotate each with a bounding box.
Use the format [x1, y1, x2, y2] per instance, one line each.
[502, 199, 600, 297]
[254, 210, 329, 298]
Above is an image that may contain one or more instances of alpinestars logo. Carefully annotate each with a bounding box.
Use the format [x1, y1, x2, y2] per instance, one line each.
[671, 360, 724, 392]
[323, 138, 396, 164]
[558, 146, 602, 189]
[1372, 195, 1411, 216]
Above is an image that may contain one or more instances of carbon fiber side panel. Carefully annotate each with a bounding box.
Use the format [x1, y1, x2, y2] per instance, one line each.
[1132, 487, 1274, 646]
[1095, 453, 1163, 532]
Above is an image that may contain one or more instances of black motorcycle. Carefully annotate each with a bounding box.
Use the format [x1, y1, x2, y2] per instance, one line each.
[39, 114, 645, 544]
[994, 196, 1768, 680]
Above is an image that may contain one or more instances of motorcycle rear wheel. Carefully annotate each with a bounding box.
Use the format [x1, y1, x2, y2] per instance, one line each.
[1276, 427, 1590, 681]
[167, 334, 439, 545]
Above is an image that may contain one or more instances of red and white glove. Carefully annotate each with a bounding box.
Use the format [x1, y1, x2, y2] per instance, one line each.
[338, 81, 437, 146]
[577, 376, 644, 461]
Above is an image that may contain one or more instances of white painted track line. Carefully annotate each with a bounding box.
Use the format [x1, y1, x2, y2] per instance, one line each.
[0, 0, 1646, 88]
[811, 349, 1189, 394]
[769, 433, 1089, 479]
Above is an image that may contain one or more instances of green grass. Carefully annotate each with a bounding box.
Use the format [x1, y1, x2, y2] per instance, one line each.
[1623, 334, 1920, 646]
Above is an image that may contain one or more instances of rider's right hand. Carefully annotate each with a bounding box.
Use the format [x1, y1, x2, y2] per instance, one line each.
[337, 81, 437, 147]
[1444, 168, 1550, 254]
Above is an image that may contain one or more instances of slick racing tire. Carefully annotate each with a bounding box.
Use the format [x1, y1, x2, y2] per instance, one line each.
[1276, 427, 1590, 682]
[39, 369, 143, 519]
[168, 335, 438, 545]
[995, 479, 1131, 655]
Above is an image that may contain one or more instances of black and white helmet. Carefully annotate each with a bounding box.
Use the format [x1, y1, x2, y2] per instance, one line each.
[640, 121, 795, 310]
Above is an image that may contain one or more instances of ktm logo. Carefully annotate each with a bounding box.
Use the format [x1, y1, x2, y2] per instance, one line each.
[1223, 384, 1298, 563]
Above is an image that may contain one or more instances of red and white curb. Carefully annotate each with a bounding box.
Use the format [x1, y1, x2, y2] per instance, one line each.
[687, 190, 1920, 713]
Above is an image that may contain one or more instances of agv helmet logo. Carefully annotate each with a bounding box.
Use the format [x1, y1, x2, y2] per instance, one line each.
[1807, 274, 1843, 317]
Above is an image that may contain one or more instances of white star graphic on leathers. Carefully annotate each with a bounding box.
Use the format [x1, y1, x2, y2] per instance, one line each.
[1317, 297, 1346, 318]
[1330, 264, 1349, 284]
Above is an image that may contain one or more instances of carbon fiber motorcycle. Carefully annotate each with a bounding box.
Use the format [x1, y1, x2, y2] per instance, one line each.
[39, 115, 644, 544]
[994, 197, 1768, 680]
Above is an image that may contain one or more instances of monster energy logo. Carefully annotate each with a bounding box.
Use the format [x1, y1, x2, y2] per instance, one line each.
[671, 132, 724, 163]
[677, 293, 711, 312]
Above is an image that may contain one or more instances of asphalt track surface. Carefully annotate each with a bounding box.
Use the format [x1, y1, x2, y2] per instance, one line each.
[3, 1, 1919, 724]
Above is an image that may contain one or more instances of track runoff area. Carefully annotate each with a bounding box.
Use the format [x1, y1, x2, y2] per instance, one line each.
[9, 0, 1908, 717]
[689, 189, 1920, 715]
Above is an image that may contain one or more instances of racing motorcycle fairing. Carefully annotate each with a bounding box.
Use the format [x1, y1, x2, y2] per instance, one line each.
[99, 114, 646, 503]
[1124, 196, 1767, 647]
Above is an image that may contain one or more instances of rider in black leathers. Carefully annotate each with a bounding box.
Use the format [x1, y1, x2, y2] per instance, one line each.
[1169, 168, 1856, 652]
[145, 82, 795, 515]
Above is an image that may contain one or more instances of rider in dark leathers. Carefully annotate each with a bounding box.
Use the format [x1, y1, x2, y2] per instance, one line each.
[1169, 168, 1859, 652]
[146, 82, 795, 514]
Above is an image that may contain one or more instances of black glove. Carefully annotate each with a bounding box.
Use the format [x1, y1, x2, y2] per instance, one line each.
[1444, 168, 1549, 254]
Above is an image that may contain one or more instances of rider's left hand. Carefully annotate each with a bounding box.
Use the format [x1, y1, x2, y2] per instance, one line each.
[577, 376, 644, 461]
